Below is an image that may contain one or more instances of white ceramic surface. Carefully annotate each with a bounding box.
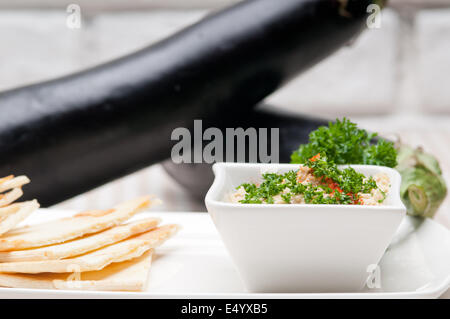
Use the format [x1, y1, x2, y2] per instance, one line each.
[205, 163, 407, 293]
[0, 211, 448, 298]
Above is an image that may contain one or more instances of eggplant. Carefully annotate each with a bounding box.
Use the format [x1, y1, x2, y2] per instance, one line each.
[0, 0, 383, 206]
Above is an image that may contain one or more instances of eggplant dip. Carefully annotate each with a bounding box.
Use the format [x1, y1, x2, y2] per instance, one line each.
[229, 154, 390, 205]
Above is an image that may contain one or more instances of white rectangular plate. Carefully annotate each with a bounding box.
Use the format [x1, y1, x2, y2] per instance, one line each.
[0, 210, 448, 299]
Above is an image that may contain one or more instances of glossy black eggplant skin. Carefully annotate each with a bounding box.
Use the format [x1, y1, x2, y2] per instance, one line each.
[0, 0, 377, 206]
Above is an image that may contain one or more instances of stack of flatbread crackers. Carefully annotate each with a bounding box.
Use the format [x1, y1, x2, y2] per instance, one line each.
[0, 175, 178, 292]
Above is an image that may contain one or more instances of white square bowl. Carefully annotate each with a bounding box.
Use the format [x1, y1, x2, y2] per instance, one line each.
[205, 163, 406, 293]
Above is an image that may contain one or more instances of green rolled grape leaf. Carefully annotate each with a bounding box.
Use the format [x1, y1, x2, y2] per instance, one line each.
[396, 145, 447, 218]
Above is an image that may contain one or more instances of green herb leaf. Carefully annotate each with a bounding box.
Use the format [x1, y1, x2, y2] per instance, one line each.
[290, 118, 397, 167]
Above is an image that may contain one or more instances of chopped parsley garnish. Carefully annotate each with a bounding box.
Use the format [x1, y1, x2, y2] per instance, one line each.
[237, 154, 381, 205]
[290, 118, 397, 168]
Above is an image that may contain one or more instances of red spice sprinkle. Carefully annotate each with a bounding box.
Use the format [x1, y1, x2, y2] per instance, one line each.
[325, 177, 343, 193]
[306, 154, 363, 204]
[309, 153, 321, 162]
[345, 192, 362, 205]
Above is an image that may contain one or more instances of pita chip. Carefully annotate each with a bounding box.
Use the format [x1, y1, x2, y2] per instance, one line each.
[0, 203, 23, 222]
[0, 196, 158, 251]
[0, 200, 40, 236]
[0, 250, 154, 292]
[0, 188, 23, 208]
[0, 176, 30, 193]
[0, 217, 159, 262]
[0, 224, 179, 274]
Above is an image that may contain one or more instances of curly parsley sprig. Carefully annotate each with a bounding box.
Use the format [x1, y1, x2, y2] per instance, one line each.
[291, 118, 397, 168]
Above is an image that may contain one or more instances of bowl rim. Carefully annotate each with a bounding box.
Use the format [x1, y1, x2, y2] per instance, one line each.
[205, 162, 406, 211]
